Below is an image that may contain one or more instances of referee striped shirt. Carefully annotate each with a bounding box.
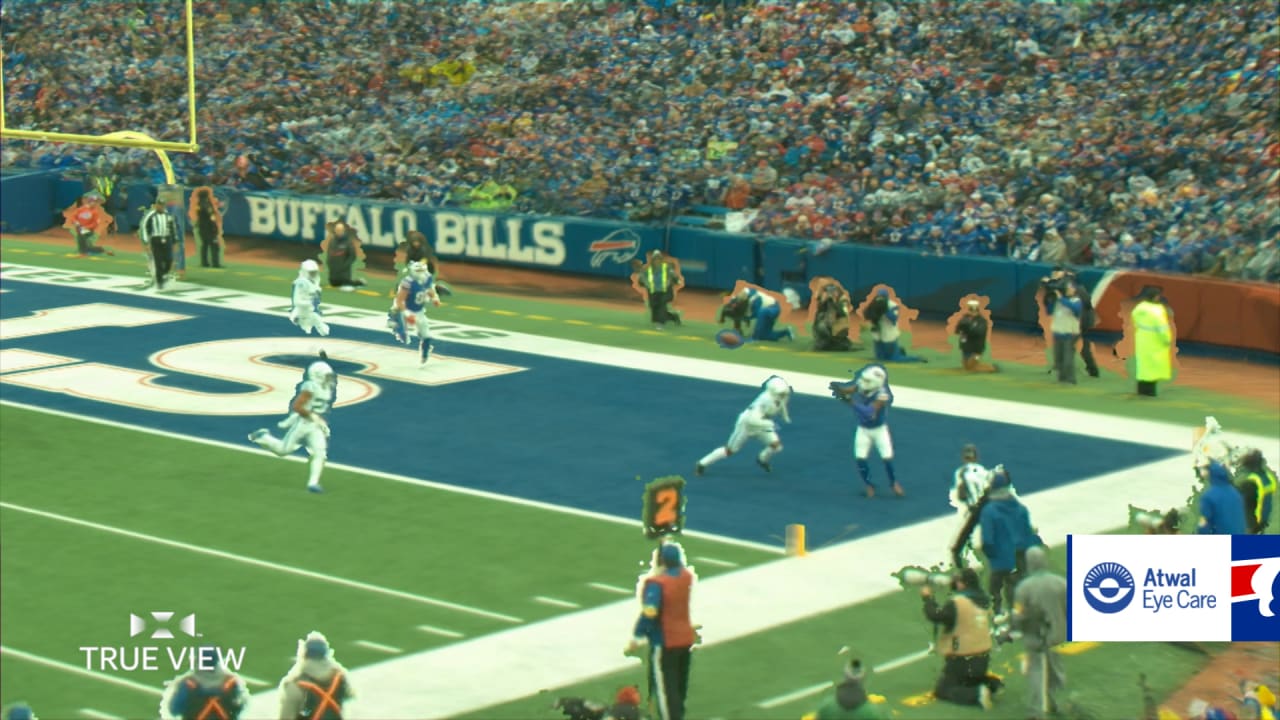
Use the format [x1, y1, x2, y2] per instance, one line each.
[140, 208, 176, 245]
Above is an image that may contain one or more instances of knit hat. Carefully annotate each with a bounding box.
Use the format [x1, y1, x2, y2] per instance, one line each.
[615, 685, 641, 706]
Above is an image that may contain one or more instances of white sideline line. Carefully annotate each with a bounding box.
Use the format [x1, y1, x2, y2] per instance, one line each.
[354, 640, 403, 655]
[79, 710, 125, 720]
[694, 556, 739, 568]
[1, 645, 162, 696]
[587, 582, 634, 595]
[0, 398, 782, 557]
[417, 625, 465, 639]
[241, 674, 271, 687]
[533, 596, 582, 609]
[756, 648, 934, 708]
[0, 501, 523, 625]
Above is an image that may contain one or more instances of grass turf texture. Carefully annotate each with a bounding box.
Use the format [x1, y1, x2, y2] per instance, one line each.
[0, 238, 1273, 717]
[3, 239, 1273, 435]
[460, 544, 1226, 720]
[0, 405, 770, 718]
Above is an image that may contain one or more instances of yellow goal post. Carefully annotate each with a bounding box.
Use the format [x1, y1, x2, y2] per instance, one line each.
[0, 0, 199, 184]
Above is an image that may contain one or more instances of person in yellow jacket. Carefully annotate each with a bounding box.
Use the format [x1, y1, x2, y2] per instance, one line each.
[1237, 449, 1277, 534]
[1131, 286, 1173, 397]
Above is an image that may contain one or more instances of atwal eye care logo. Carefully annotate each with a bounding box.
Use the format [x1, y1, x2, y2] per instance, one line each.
[1069, 535, 1280, 642]
[80, 612, 248, 672]
[1081, 562, 1135, 614]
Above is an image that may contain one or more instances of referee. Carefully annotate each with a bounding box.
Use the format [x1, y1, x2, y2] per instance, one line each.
[139, 198, 178, 290]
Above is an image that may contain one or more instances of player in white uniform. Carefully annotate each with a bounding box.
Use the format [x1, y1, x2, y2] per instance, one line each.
[950, 444, 994, 567]
[695, 375, 792, 475]
[289, 259, 330, 336]
[388, 261, 441, 366]
[248, 360, 336, 493]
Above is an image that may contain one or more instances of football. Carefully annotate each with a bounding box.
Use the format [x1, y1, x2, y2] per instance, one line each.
[716, 329, 745, 349]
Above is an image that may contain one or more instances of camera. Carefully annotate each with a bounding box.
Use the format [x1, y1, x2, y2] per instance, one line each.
[551, 697, 605, 720]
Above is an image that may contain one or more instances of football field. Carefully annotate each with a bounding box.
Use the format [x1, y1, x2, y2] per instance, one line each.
[1, 244, 1277, 720]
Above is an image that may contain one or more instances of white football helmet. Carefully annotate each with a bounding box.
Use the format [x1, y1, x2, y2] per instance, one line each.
[306, 361, 335, 390]
[300, 259, 320, 281]
[408, 261, 430, 283]
[856, 365, 887, 395]
[763, 375, 791, 399]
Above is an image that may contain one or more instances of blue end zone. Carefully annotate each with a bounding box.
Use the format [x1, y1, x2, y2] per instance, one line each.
[0, 281, 1179, 546]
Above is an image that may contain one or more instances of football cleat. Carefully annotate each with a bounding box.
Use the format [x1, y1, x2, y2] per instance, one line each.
[694, 463, 705, 477]
[891, 482, 906, 497]
[307, 485, 324, 494]
[757, 458, 772, 473]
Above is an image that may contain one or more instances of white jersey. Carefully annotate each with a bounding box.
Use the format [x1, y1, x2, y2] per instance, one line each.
[292, 276, 323, 313]
[743, 388, 789, 426]
[297, 379, 334, 421]
[951, 462, 992, 510]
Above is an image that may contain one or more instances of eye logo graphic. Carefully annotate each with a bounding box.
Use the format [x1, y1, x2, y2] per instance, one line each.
[1083, 562, 1136, 614]
[129, 612, 197, 639]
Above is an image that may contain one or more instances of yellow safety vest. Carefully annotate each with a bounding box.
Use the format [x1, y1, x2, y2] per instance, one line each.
[1245, 468, 1277, 526]
[646, 264, 669, 292]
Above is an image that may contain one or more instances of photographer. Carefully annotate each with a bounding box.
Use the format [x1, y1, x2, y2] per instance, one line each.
[954, 300, 997, 373]
[553, 686, 645, 720]
[812, 283, 857, 352]
[803, 660, 889, 720]
[1013, 546, 1068, 720]
[922, 568, 1002, 710]
[1040, 274, 1083, 384]
[1054, 268, 1100, 378]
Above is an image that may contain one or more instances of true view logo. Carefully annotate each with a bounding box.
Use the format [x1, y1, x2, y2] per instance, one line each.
[80, 612, 248, 673]
[130, 611, 197, 639]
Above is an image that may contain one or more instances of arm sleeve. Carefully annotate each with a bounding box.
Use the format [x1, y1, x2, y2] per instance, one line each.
[923, 596, 956, 626]
[1196, 494, 1214, 534]
[978, 507, 995, 551]
[633, 580, 662, 640]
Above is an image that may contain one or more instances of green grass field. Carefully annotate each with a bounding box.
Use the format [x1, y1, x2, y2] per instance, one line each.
[1, 237, 1274, 719]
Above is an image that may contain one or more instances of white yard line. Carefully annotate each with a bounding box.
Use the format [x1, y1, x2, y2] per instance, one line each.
[0, 501, 522, 624]
[693, 556, 740, 568]
[353, 640, 403, 655]
[533, 596, 582, 610]
[756, 648, 933, 709]
[78, 710, 125, 720]
[587, 582, 634, 595]
[1, 645, 163, 696]
[240, 674, 272, 687]
[417, 625, 465, 639]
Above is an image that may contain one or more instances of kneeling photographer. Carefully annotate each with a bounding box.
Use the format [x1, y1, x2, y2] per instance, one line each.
[921, 568, 1003, 710]
[812, 283, 858, 352]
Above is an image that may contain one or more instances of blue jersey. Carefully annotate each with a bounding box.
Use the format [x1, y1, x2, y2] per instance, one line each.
[399, 275, 436, 313]
[852, 387, 892, 428]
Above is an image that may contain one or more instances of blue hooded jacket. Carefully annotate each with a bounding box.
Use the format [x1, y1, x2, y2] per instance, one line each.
[1197, 461, 1247, 535]
[979, 488, 1035, 571]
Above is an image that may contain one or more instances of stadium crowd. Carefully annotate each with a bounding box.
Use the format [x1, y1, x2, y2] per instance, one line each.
[2, 0, 1277, 281]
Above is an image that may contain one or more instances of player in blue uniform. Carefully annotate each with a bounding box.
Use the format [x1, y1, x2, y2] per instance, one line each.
[830, 364, 904, 498]
[388, 261, 441, 366]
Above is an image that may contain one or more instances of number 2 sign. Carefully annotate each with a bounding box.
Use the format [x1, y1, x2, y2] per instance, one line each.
[642, 476, 687, 539]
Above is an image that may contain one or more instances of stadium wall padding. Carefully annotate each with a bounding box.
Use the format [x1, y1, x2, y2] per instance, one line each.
[0, 170, 58, 233]
[9, 181, 1277, 354]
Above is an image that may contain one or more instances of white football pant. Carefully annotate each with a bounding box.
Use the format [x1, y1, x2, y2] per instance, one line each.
[291, 308, 330, 337]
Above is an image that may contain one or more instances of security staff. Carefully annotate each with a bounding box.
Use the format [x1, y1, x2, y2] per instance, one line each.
[637, 250, 683, 329]
[1131, 285, 1173, 396]
[1013, 546, 1069, 720]
[1237, 450, 1276, 535]
[159, 647, 249, 720]
[626, 542, 697, 720]
[139, 198, 178, 290]
[278, 633, 353, 720]
[922, 568, 1002, 710]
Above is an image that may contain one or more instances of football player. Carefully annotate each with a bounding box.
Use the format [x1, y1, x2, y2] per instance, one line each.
[695, 375, 792, 475]
[388, 261, 441, 366]
[248, 359, 336, 493]
[951, 445, 993, 567]
[289, 259, 330, 336]
[830, 364, 904, 498]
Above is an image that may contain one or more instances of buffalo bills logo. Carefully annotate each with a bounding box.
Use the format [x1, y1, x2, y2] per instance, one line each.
[588, 229, 641, 268]
[1231, 536, 1280, 641]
